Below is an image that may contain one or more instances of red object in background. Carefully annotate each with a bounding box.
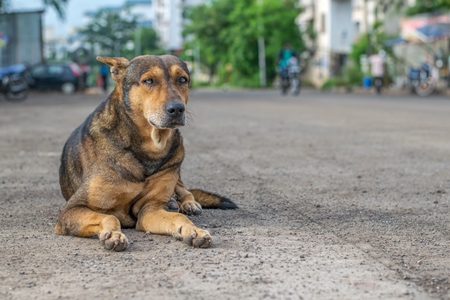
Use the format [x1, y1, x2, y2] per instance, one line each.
[97, 75, 103, 87]
[69, 63, 81, 77]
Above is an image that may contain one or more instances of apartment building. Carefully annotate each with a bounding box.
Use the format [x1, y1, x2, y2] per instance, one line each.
[127, 0, 155, 28]
[153, 0, 206, 53]
[297, 0, 408, 86]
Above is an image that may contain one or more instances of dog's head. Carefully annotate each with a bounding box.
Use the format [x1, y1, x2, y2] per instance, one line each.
[97, 55, 190, 129]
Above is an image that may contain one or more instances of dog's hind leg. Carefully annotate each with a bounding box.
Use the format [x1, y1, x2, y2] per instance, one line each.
[175, 180, 238, 214]
[189, 189, 237, 210]
[136, 208, 212, 248]
[55, 192, 128, 251]
[175, 180, 202, 215]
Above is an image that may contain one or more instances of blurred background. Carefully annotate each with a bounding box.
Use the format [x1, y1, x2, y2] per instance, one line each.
[2, 0, 450, 94]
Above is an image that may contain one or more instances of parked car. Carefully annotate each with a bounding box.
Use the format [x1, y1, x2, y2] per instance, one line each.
[29, 62, 81, 94]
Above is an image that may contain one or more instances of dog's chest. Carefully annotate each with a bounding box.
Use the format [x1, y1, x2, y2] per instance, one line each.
[141, 158, 169, 177]
[133, 130, 183, 178]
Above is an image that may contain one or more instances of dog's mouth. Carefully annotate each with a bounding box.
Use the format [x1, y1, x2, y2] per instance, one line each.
[148, 117, 185, 129]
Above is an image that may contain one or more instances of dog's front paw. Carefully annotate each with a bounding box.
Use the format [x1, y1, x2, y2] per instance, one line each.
[178, 225, 211, 248]
[179, 200, 202, 215]
[99, 230, 128, 251]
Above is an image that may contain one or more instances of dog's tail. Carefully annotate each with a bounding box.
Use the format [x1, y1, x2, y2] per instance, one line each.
[189, 189, 238, 210]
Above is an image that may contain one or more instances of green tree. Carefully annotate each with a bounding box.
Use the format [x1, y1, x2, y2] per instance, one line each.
[139, 27, 163, 55]
[375, 0, 450, 16]
[259, 0, 304, 85]
[405, 0, 450, 16]
[183, 0, 304, 87]
[349, 20, 394, 66]
[79, 8, 138, 57]
[122, 27, 164, 58]
[43, 0, 69, 19]
[183, 0, 234, 83]
[374, 0, 406, 16]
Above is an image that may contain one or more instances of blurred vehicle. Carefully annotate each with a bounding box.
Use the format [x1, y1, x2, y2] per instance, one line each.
[407, 62, 436, 97]
[0, 64, 30, 102]
[29, 62, 81, 94]
[279, 56, 301, 96]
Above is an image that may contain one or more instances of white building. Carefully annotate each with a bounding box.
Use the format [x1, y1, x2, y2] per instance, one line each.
[153, 0, 207, 53]
[297, 0, 410, 86]
[297, 0, 355, 86]
[127, 0, 155, 27]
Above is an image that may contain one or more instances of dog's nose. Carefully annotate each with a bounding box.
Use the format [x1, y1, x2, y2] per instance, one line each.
[165, 102, 185, 116]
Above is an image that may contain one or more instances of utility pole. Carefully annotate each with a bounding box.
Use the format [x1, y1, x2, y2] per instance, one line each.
[135, 27, 141, 57]
[258, 37, 266, 87]
[364, 0, 372, 56]
[257, 0, 266, 87]
[195, 44, 201, 83]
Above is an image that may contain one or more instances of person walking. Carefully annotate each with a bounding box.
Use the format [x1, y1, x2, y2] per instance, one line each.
[369, 50, 385, 95]
[100, 64, 109, 93]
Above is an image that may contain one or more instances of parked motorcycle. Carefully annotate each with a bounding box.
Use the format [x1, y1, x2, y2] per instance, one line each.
[407, 63, 436, 97]
[279, 57, 301, 96]
[0, 64, 31, 102]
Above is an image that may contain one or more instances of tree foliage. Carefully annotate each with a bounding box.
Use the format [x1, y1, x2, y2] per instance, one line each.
[137, 27, 163, 55]
[183, 0, 304, 87]
[405, 0, 450, 16]
[349, 20, 394, 66]
[79, 8, 138, 57]
[43, 0, 69, 20]
[374, 0, 450, 16]
[121, 27, 164, 58]
[79, 7, 163, 59]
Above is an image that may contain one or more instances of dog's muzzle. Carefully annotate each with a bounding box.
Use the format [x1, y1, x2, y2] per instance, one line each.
[164, 101, 185, 127]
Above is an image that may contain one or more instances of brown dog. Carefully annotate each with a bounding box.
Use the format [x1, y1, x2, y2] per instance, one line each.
[55, 55, 237, 251]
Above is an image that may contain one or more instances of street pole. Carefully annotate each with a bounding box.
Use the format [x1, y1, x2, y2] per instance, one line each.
[195, 44, 200, 83]
[258, 37, 266, 87]
[135, 27, 141, 57]
[258, 0, 266, 87]
[364, 0, 371, 56]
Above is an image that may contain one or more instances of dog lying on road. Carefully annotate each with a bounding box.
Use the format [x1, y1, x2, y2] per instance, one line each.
[55, 55, 237, 251]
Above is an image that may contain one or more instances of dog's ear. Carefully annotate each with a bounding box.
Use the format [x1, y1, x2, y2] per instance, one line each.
[97, 56, 130, 83]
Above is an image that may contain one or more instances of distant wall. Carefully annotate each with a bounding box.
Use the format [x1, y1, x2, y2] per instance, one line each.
[0, 11, 43, 67]
[393, 39, 449, 71]
[329, 0, 353, 53]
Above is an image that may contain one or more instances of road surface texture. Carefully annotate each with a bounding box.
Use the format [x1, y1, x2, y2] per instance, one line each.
[0, 89, 449, 300]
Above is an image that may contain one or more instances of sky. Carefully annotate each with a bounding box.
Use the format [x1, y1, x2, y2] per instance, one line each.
[10, 0, 124, 35]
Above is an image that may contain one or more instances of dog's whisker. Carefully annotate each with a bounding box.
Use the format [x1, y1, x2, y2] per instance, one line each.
[186, 110, 195, 127]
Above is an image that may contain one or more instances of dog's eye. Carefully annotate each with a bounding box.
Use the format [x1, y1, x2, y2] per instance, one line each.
[179, 77, 188, 84]
[143, 78, 154, 85]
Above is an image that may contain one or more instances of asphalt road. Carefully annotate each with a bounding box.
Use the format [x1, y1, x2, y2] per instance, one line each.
[0, 88, 449, 300]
